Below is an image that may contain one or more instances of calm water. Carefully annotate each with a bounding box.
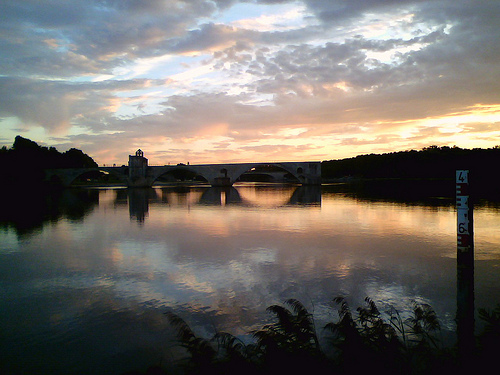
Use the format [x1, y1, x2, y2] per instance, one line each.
[1, 183, 500, 374]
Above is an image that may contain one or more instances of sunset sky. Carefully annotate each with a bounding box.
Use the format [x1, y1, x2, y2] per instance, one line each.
[1, 0, 499, 165]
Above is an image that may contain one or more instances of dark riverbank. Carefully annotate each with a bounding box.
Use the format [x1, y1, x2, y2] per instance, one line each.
[322, 146, 500, 202]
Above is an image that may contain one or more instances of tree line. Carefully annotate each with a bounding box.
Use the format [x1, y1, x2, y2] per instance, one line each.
[321, 146, 500, 200]
[1, 136, 97, 188]
[322, 146, 500, 182]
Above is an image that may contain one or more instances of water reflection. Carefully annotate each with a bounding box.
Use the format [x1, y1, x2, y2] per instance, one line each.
[288, 185, 321, 205]
[199, 187, 242, 205]
[1, 184, 500, 374]
[0, 188, 100, 238]
[128, 188, 158, 223]
[126, 185, 321, 223]
[324, 180, 456, 206]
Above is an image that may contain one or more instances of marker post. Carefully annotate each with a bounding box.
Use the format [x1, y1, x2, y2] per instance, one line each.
[456, 170, 475, 361]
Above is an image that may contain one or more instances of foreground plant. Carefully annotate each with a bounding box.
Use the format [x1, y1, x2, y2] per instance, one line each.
[325, 297, 444, 374]
[250, 299, 327, 373]
[166, 296, 449, 374]
[165, 312, 257, 374]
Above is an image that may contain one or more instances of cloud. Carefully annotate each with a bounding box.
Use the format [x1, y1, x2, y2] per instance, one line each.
[0, 76, 167, 133]
[169, 23, 258, 54]
[462, 122, 500, 134]
[0, 0, 220, 77]
[1, 0, 499, 163]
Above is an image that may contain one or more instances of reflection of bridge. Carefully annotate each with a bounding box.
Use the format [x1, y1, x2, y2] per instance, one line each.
[45, 150, 322, 188]
[129, 185, 322, 223]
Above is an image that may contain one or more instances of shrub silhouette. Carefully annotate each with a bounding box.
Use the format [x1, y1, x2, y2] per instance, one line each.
[165, 312, 257, 374]
[325, 297, 445, 374]
[165, 296, 453, 375]
[251, 299, 326, 373]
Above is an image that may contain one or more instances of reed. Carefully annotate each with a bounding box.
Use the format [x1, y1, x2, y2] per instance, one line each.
[165, 297, 500, 374]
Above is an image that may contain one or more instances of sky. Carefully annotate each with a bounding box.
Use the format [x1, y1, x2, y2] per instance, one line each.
[1, 0, 499, 166]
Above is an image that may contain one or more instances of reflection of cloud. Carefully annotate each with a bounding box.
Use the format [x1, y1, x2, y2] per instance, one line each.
[242, 247, 277, 264]
[174, 266, 217, 294]
[334, 262, 352, 280]
[107, 246, 124, 264]
[10, 185, 500, 369]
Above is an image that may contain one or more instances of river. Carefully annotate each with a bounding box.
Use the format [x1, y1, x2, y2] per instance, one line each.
[1, 182, 500, 374]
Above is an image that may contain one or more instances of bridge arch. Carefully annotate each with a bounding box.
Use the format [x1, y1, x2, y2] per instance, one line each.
[45, 167, 129, 187]
[228, 163, 304, 185]
[149, 165, 209, 185]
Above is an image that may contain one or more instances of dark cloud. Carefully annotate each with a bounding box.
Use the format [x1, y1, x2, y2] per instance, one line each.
[169, 23, 260, 54]
[0, 76, 165, 132]
[300, 0, 418, 25]
[0, 0, 219, 76]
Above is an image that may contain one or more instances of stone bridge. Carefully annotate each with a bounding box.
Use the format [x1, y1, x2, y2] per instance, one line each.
[45, 150, 321, 188]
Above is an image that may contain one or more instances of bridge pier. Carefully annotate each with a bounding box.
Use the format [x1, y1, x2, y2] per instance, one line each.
[211, 177, 232, 187]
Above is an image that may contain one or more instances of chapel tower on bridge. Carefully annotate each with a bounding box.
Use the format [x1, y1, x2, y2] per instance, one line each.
[128, 149, 149, 187]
